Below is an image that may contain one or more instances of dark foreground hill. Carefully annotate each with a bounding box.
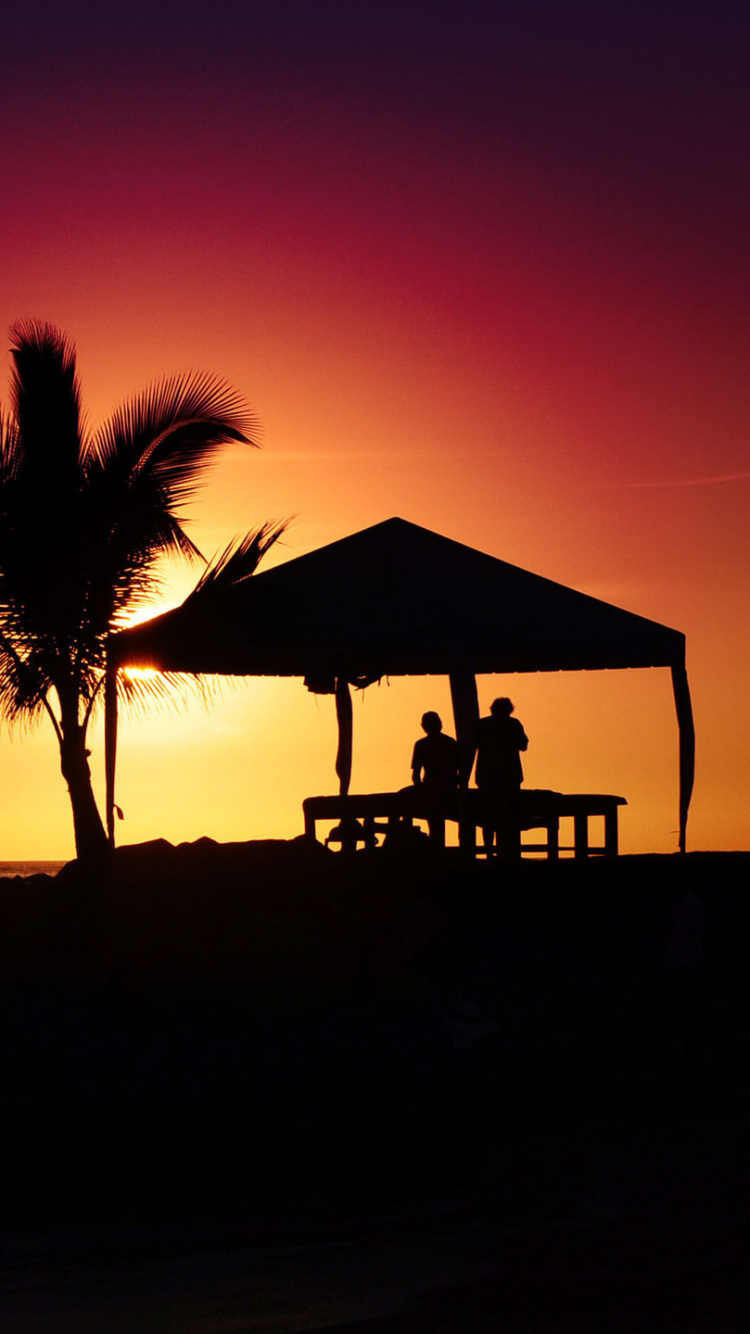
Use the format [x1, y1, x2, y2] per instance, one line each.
[1, 839, 749, 1219]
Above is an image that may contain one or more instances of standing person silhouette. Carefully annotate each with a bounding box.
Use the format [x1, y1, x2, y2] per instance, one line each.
[474, 697, 528, 857]
[411, 711, 459, 846]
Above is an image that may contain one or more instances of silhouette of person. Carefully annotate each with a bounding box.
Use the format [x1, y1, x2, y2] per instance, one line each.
[411, 711, 459, 846]
[474, 697, 528, 857]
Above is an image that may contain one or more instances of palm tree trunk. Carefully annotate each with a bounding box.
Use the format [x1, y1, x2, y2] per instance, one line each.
[58, 716, 108, 860]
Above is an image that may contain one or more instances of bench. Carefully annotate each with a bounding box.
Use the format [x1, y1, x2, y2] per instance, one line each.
[302, 790, 626, 858]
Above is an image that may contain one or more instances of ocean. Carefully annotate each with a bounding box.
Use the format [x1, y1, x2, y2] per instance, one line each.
[0, 861, 66, 879]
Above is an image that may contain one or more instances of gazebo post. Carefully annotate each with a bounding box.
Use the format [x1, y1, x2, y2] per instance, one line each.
[104, 653, 118, 848]
[671, 660, 695, 853]
[335, 675, 353, 797]
[450, 670, 480, 853]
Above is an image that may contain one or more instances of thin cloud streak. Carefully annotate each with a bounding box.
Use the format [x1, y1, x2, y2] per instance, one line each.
[259, 457, 750, 488]
[609, 472, 750, 491]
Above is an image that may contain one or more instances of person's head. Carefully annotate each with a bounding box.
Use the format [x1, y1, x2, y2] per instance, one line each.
[490, 697, 514, 717]
[421, 711, 443, 735]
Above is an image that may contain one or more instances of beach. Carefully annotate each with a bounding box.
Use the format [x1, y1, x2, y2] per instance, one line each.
[1, 841, 749, 1330]
[4, 1130, 750, 1333]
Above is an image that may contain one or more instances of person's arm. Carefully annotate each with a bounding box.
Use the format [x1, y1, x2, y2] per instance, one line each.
[411, 742, 422, 784]
[516, 720, 529, 751]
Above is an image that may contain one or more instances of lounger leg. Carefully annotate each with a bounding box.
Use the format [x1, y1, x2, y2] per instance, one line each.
[363, 814, 377, 848]
[574, 813, 589, 859]
[342, 827, 358, 853]
[427, 816, 446, 847]
[497, 804, 521, 861]
[604, 807, 619, 857]
[463, 818, 477, 857]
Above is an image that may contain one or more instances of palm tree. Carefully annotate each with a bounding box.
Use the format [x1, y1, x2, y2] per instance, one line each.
[0, 321, 280, 859]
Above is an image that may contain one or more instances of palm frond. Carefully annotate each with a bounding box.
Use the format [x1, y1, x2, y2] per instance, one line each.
[1, 323, 90, 645]
[88, 371, 259, 501]
[75, 372, 262, 633]
[116, 666, 217, 719]
[0, 409, 21, 483]
[188, 520, 288, 600]
[0, 637, 55, 730]
[8, 320, 85, 480]
[0, 516, 91, 647]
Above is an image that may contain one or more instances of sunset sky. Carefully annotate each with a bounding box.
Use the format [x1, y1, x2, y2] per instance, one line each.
[1, 0, 748, 859]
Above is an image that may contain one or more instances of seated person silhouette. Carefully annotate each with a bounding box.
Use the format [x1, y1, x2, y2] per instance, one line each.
[474, 697, 528, 858]
[411, 711, 460, 846]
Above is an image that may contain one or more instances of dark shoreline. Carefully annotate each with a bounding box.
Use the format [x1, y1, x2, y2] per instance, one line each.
[2, 842, 750, 1328]
[1, 841, 748, 1207]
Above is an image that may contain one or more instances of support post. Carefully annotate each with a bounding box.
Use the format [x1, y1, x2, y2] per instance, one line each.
[335, 675, 353, 797]
[671, 660, 695, 854]
[449, 670, 480, 853]
[104, 654, 118, 848]
[573, 812, 589, 859]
